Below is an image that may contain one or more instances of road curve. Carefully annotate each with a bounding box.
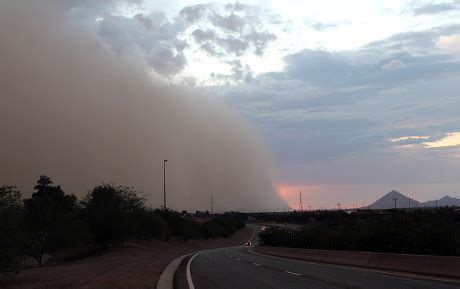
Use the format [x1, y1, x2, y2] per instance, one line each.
[174, 226, 460, 289]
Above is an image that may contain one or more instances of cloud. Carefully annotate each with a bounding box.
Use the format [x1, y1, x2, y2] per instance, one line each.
[382, 59, 407, 70]
[436, 34, 460, 54]
[61, 1, 278, 82]
[216, 23, 460, 189]
[305, 20, 350, 31]
[179, 4, 209, 23]
[211, 13, 246, 33]
[0, 1, 283, 211]
[412, 1, 460, 15]
[424, 132, 460, 148]
[147, 45, 187, 76]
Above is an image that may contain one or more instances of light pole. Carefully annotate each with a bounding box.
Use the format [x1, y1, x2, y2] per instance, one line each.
[408, 194, 411, 209]
[163, 159, 167, 210]
[337, 203, 341, 210]
[392, 197, 397, 209]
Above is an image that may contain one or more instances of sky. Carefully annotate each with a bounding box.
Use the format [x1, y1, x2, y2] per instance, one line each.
[9, 0, 460, 209]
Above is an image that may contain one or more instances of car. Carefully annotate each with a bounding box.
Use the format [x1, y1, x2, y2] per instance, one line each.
[245, 241, 252, 246]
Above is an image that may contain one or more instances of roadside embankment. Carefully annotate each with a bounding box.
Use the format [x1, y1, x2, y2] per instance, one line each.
[0, 228, 253, 289]
[254, 246, 460, 278]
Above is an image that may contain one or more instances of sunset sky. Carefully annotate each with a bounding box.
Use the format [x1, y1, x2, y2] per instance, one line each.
[63, 0, 460, 208]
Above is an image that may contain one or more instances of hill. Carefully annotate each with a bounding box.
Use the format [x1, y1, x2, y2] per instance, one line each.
[369, 190, 420, 209]
[421, 195, 460, 208]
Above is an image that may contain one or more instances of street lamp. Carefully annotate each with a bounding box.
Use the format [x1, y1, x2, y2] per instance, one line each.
[163, 159, 167, 210]
[392, 197, 397, 209]
[408, 194, 411, 209]
[337, 203, 341, 210]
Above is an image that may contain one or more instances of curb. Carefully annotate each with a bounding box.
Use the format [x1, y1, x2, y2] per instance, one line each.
[156, 251, 197, 289]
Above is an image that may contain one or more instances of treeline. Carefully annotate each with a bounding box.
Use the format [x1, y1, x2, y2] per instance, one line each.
[259, 209, 459, 256]
[0, 176, 245, 275]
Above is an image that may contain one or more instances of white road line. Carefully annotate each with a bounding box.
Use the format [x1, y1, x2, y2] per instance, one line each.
[186, 226, 258, 289]
[252, 262, 261, 266]
[285, 271, 301, 276]
[236, 258, 241, 261]
[186, 251, 203, 289]
[248, 249, 460, 285]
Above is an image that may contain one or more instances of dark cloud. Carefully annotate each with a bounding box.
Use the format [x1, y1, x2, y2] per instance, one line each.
[61, 2, 277, 81]
[147, 45, 187, 76]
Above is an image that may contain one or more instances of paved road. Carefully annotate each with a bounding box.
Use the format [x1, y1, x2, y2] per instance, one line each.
[175, 226, 460, 289]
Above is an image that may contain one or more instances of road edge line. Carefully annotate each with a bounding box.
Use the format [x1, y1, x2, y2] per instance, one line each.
[186, 226, 258, 289]
[248, 247, 460, 285]
[156, 251, 197, 289]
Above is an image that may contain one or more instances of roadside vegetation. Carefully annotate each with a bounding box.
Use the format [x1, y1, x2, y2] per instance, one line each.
[0, 176, 246, 275]
[258, 209, 460, 256]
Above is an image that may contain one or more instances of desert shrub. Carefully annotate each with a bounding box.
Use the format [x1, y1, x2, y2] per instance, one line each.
[0, 186, 25, 274]
[135, 209, 168, 242]
[258, 209, 460, 256]
[79, 184, 144, 249]
[22, 176, 86, 266]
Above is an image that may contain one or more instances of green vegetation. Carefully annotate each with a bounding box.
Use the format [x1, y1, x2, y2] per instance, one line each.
[0, 176, 246, 275]
[258, 210, 460, 256]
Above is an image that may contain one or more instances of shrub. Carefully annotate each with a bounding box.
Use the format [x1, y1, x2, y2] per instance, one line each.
[0, 186, 25, 274]
[80, 184, 144, 250]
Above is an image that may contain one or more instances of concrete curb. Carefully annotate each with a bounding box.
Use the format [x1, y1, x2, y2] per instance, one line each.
[156, 227, 257, 289]
[156, 252, 197, 289]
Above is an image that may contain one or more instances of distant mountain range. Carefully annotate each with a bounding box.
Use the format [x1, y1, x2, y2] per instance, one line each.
[368, 190, 460, 209]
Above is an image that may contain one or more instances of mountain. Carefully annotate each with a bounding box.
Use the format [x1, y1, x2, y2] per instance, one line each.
[369, 190, 420, 209]
[421, 195, 460, 208]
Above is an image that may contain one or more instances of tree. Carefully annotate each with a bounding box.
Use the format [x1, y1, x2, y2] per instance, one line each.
[135, 209, 168, 242]
[23, 175, 82, 266]
[0, 186, 25, 274]
[80, 184, 145, 250]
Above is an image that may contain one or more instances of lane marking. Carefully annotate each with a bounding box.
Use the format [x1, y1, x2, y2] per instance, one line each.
[285, 271, 301, 276]
[236, 258, 241, 261]
[186, 251, 203, 289]
[186, 226, 257, 289]
[252, 262, 261, 266]
[248, 249, 460, 285]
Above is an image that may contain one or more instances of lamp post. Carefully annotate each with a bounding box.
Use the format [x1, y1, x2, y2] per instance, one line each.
[392, 197, 397, 209]
[163, 159, 167, 210]
[408, 194, 411, 209]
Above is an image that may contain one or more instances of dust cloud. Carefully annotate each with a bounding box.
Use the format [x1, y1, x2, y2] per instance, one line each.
[0, 2, 283, 211]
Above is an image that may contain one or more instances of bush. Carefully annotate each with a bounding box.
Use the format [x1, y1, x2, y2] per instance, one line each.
[22, 176, 86, 266]
[135, 209, 168, 242]
[0, 186, 25, 274]
[258, 209, 460, 256]
[79, 184, 144, 250]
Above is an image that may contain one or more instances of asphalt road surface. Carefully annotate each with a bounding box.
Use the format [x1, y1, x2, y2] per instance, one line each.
[174, 226, 460, 289]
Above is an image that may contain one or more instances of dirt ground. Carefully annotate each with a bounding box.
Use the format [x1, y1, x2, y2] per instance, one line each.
[0, 227, 253, 289]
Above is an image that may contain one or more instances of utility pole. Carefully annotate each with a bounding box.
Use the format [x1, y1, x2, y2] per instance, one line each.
[211, 192, 213, 214]
[299, 191, 303, 212]
[408, 194, 411, 209]
[163, 159, 167, 210]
